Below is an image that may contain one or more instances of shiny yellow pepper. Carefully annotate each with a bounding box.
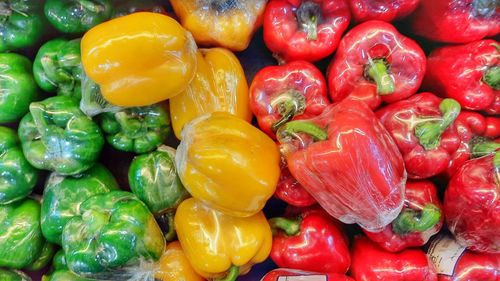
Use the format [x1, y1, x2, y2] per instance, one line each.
[170, 47, 251, 139]
[169, 0, 267, 51]
[175, 198, 272, 281]
[175, 112, 280, 217]
[155, 241, 205, 281]
[81, 12, 197, 107]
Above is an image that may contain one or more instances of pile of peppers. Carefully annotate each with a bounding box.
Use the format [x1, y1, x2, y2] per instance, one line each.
[0, 0, 499, 281]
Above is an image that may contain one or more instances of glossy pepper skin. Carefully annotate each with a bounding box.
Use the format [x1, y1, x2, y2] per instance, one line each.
[249, 61, 329, 139]
[154, 241, 204, 281]
[33, 38, 83, 100]
[41, 163, 119, 245]
[175, 112, 280, 217]
[277, 99, 406, 231]
[263, 0, 350, 62]
[18, 96, 104, 175]
[100, 104, 171, 154]
[0, 269, 31, 281]
[275, 164, 316, 207]
[261, 269, 355, 281]
[327, 20, 426, 109]
[175, 198, 272, 280]
[170, 48, 251, 139]
[24, 241, 57, 271]
[81, 12, 197, 107]
[364, 180, 443, 252]
[44, 0, 113, 34]
[411, 0, 500, 43]
[111, 0, 166, 18]
[351, 236, 438, 281]
[170, 0, 267, 51]
[62, 191, 165, 275]
[423, 40, 499, 115]
[444, 152, 500, 253]
[348, 0, 420, 22]
[438, 250, 500, 281]
[0, 53, 38, 123]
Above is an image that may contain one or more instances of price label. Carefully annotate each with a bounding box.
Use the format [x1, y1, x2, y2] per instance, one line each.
[427, 235, 466, 276]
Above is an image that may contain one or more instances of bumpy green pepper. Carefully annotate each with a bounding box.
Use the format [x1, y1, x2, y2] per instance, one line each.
[0, 126, 39, 205]
[44, 0, 113, 34]
[62, 191, 165, 275]
[0, 0, 45, 52]
[18, 96, 104, 175]
[0, 53, 38, 123]
[100, 105, 171, 154]
[52, 249, 67, 270]
[33, 38, 83, 100]
[0, 269, 31, 281]
[24, 241, 57, 271]
[42, 270, 94, 281]
[41, 163, 119, 245]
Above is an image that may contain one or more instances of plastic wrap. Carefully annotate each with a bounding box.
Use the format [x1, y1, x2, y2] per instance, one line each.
[18, 96, 104, 175]
[43, 269, 94, 281]
[348, 0, 420, 22]
[275, 164, 316, 207]
[170, 0, 267, 51]
[0, 269, 32, 281]
[111, 0, 166, 18]
[261, 269, 354, 281]
[277, 98, 406, 231]
[80, 71, 123, 117]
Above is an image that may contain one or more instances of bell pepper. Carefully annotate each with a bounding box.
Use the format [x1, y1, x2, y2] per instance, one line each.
[275, 164, 316, 207]
[348, 0, 420, 22]
[249, 61, 329, 139]
[0, 0, 45, 52]
[486, 116, 500, 138]
[62, 191, 165, 275]
[53, 249, 67, 270]
[327, 20, 426, 109]
[269, 208, 350, 273]
[170, 47, 251, 139]
[444, 152, 500, 253]
[44, 0, 113, 34]
[111, 0, 166, 18]
[0, 269, 31, 281]
[364, 180, 443, 252]
[262, 0, 350, 62]
[41, 163, 119, 245]
[0, 126, 39, 205]
[100, 104, 171, 154]
[411, 0, 500, 43]
[81, 12, 197, 107]
[176, 112, 280, 217]
[351, 236, 438, 281]
[42, 270, 94, 281]
[33, 38, 83, 100]
[18, 96, 104, 175]
[423, 40, 499, 115]
[170, 0, 267, 51]
[175, 198, 272, 281]
[277, 99, 406, 231]
[154, 241, 204, 281]
[0, 53, 39, 123]
[24, 241, 56, 271]
[261, 269, 355, 281]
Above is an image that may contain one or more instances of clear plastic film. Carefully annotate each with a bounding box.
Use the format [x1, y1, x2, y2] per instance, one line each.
[80, 71, 124, 117]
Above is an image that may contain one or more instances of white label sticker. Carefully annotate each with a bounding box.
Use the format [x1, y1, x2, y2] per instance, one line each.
[427, 235, 466, 276]
[277, 276, 327, 281]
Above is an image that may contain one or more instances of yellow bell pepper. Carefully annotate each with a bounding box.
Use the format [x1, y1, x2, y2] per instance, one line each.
[176, 112, 280, 217]
[81, 12, 197, 107]
[155, 241, 205, 281]
[175, 198, 272, 281]
[169, 0, 267, 51]
[170, 48, 251, 139]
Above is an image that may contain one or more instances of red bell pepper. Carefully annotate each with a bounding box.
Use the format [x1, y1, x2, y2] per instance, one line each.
[423, 40, 499, 115]
[351, 236, 438, 281]
[269, 208, 350, 273]
[327, 20, 426, 110]
[486, 116, 500, 138]
[261, 269, 355, 281]
[444, 152, 500, 253]
[250, 61, 330, 139]
[275, 164, 316, 207]
[411, 0, 500, 43]
[263, 0, 350, 63]
[348, 0, 420, 23]
[277, 98, 406, 231]
[364, 180, 443, 252]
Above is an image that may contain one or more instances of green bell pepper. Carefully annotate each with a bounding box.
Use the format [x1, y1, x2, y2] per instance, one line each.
[62, 191, 165, 275]
[0, 53, 38, 123]
[100, 105, 171, 154]
[33, 38, 83, 100]
[0, 126, 39, 205]
[44, 0, 113, 34]
[18, 96, 104, 175]
[0, 269, 31, 281]
[0, 0, 45, 52]
[24, 241, 57, 271]
[41, 163, 119, 245]
[52, 249, 67, 270]
[42, 270, 94, 281]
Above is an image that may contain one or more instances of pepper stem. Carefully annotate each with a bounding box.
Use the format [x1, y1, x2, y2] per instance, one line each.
[365, 59, 395, 95]
[296, 1, 321, 40]
[484, 66, 500, 90]
[392, 204, 441, 235]
[215, 266, 239, 281]
[415, 98, 461, 150]
[269, 217, 301, 236]
[471, 137, 500, 158]
[78, 0, 105, 13]
[278, 120, 328, 142]
[270, 90, 307, 132]
[472, 0, 497, 17]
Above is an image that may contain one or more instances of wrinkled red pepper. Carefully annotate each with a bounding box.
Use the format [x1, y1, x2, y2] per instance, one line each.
[263, 0, 350, 62]
[438, 251, 500, 281]
[348, 0, 420, 22]
[411, 0, 500, 43]
[275, 164, 316, 207]
[351, 236, 438, 281]
[423, 40, 499, 115]
[250, 60, 330, 139]
[261, 268, 355, 281]
[327, 20, 426, 110]
[364, 180, 443, 252]
[277, 99, 406, 231]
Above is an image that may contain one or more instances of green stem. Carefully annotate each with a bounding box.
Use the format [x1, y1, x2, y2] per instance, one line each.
[471, 137, 500, 158]
[494, 151, 500, 168]
[365, 59, 395, 95]
[473, 0, 497, 17]
[296, 1, 321, 40]
[115, 111, 144, 137]
[270, 90, 306, 132]
[269, 217, 301, 236]
[392, 204, 441, 235]
[278, 120, 328, 142]
[483, 66, 500, 90]
[215, 266, 239, 281]
[415, 98, 461, 150]
[79, 0, 105, 13]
